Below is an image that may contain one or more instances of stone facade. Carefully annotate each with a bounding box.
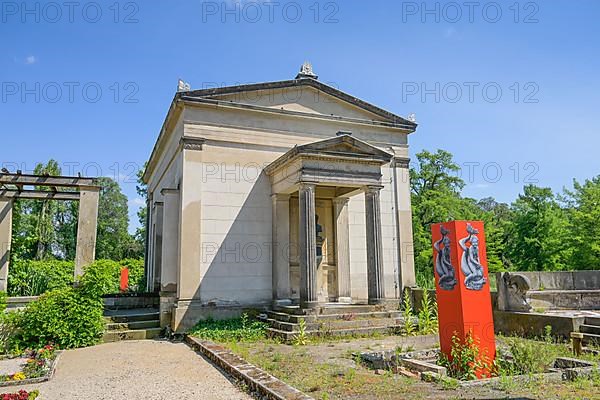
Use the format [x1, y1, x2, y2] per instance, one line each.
[143, 67, 418, 332]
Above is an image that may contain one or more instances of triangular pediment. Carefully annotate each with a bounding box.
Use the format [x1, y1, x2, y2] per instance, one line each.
[178, 79, 416, 129]
[296, 135, 393, 160]
[264, 135, 392, 176]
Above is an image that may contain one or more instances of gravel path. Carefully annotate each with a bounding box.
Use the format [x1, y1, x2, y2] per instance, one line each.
[5, 340, 253, 400]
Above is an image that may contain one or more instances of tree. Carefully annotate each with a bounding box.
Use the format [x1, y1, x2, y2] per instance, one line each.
[562, 176, 600, 270]
[134, 163, 148, 251]
[95, 177, 139, 260]
[10, 160, 78, 261]
[506, 185, 570, 271]
[476, 197, 512, 273]
[410, 150, 483, 286]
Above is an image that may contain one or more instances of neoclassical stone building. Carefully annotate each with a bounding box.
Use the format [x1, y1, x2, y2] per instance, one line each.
[144, 64, 418, 331]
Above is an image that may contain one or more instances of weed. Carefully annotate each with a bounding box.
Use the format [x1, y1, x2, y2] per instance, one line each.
[401, 290, 415, 336]
[293, 318, 309, 346]
[417, 289, 438, 334]
[438, 331, 495, 381]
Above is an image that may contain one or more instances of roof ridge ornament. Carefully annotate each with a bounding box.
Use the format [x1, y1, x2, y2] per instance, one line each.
[296, 61, 318, 80]
[177, 79, 191, 92]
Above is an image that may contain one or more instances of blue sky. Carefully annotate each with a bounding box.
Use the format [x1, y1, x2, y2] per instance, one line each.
[1, 0, 599, 232]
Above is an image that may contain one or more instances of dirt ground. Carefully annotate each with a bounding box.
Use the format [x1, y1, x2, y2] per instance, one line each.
[4, 340, 252, 400]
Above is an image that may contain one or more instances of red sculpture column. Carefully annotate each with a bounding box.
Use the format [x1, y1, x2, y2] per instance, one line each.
[431, 220, 496, 377]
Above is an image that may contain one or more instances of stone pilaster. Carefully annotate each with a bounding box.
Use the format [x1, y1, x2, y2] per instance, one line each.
[272, 193, 291, 305]
[0, 199, 13, 292]
[365, 185, 385, 305]
[333, 197, 351, 303]
[299, 182, 319, 309]
[74, 187, 100, 279]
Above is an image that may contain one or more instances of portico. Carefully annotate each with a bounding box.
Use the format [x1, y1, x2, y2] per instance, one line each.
[265, 134, 393, 308]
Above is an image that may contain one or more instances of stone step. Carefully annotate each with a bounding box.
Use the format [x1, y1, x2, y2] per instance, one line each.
[584, 317, 600, 326]
[266, 325, 401, 342]
[266, 310, 402, 323]
[267, 318, 402, 332]
[103, 308, 160, 323]
[582, 332, 600, 346]
[102, 327, 162, 343]
[106, 320, 161, 331]
[273, 304, 390, 316]
[103, 294, 159, 310]
[266, 317, 402, 332]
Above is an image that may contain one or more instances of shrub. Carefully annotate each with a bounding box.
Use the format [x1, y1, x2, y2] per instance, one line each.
[15, 287, 104, 349]
[120, 258, 145, 290]
[78, 260, 121, 297]
[8, 260, 74, 297]
[190, 314, 267, 343]
[8, 258, 145, 298]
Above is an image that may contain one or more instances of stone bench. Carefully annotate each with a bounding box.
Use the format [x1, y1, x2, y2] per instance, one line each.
[497, 271, 600, 312]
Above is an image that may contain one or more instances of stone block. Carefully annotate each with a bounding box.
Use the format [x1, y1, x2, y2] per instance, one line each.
[538, 272, 575, 290]
[574, 271, 600, 290]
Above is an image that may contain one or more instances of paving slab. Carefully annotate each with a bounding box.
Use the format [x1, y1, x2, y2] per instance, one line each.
[5, 340, 252, 400]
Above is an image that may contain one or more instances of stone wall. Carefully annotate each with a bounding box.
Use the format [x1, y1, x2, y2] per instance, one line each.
[497, 271, 600, 312]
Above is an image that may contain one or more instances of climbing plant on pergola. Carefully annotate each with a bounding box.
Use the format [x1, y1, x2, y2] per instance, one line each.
[0, 170, 100, 291]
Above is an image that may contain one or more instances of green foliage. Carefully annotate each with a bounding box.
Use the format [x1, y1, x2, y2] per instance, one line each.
[401, 290, 416, 336]
[417, 289, 437, 334]
[9, 160, 143, 263]
[5, 259, 144, 351]
[7, 259, 144, 297]
[95, 177, 143, 260]
[7, 260, 74, 296]
[15, 287, 104, 349]
[438, 332, 495, 381]
[134, 163, 148, 251]
[410, 150, 501, 286]
[562, 176, 600, 270]
[293, 318, 309, 346]
[119, 258, 146, 290]
[190, 314, 268, 343]
[506, 185, 570, 271]
[78, 260, 121, 297]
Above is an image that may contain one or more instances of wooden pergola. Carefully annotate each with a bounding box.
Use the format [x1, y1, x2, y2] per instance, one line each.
[0, 170, 101, 291]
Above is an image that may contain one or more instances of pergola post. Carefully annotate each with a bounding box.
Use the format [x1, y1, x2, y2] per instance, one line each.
[74, 187, 100, 278]
[0, 199, 13, 292]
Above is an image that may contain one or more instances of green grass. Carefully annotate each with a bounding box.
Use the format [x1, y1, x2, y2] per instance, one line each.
[189, 314, 268, 343]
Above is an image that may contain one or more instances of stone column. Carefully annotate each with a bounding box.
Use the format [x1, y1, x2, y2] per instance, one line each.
[0, 199, 13, 292]
[75, 187, 100, 278]
[272, 193, 291, 305]
[365, 185, 385, 305]
[152, 202, 164, 293]
[393, 157, 417, 289]
[160, 188, 179, 328]
[333, 197, 351, 303]
[299, 182, 319, 309]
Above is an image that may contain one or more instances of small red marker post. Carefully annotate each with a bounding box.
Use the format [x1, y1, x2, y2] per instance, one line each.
[431, 220, 496, 378]
[120, 267, 129, 292]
